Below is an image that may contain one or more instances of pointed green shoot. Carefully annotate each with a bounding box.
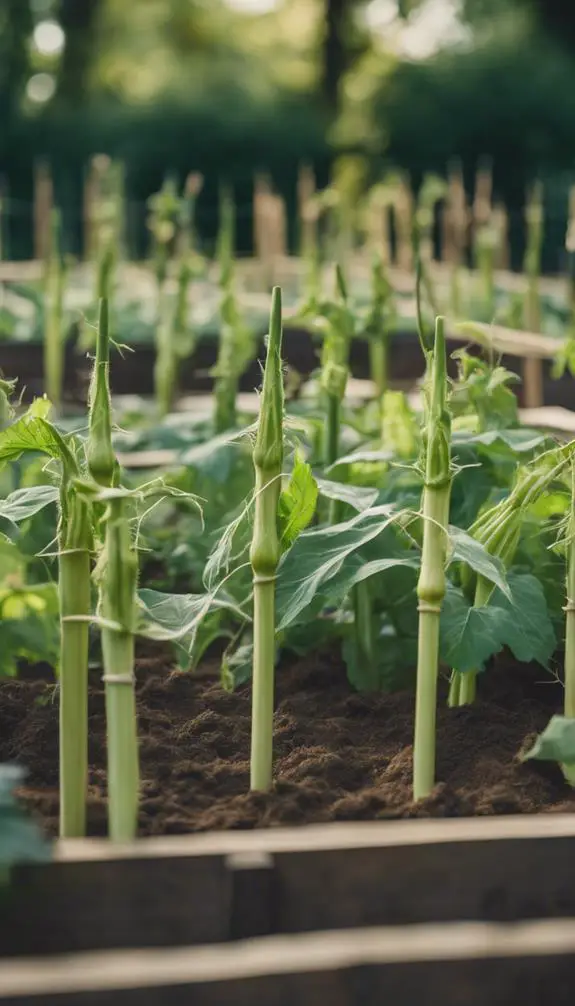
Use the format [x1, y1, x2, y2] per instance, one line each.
[87, 298, 117, 488]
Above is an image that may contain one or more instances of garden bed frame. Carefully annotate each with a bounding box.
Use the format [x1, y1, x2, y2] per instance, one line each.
[0, 322, 571, 410]
[2, 815, 575, 1004]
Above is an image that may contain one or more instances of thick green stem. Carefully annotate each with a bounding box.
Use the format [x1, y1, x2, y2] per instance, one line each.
[102, 627, 139, 841]
[353, 579, 378, 691]
[413, 488, 450, 800]
[369, 338, 388, 400]
[59, 548, 91, 838]
[459, 669, 477, 705]
[447, 671, 461, 708]
[101, 498, 139, 840]
[154, 289, 175, 419]
[325, 392, 344, 524]
[250, 287, 283, 792]
[413, 315, 451, 801]
[324, 392, 340, 467]
[250, 474, 280, 791]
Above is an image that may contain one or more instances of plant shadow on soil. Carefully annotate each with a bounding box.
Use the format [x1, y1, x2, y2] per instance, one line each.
[1, 646, 575, 836]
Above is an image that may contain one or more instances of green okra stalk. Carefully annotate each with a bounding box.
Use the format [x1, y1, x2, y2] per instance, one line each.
[44, 209, 66, 410]
[86, 294, 139, 837]
[365, 254, 393, 403]
[321, 265, 352, 523]
[100, 495, 140, 839]
[524, 181, 543, 332]
[95, 242, 115, 303]
[250, 286, 284, 792]
[155, 257, 192, 417]
[413, 315, 452, 801]
[58, 482, 92, 838]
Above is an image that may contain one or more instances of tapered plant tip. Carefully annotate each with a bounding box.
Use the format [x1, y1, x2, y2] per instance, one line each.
[254, 286, 284, 470]
[268, 286, 283, 351]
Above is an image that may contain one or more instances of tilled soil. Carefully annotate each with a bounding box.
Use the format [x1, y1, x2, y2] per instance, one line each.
[1, 648, 574, 836]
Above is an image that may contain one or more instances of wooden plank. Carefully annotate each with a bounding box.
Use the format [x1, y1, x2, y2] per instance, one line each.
[0, 851, 234, 958]
[2, 920, 575, 1004]
[4, 816, 575, 959]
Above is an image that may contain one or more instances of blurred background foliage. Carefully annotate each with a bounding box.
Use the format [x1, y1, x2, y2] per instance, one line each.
[2, 0, 575, 260]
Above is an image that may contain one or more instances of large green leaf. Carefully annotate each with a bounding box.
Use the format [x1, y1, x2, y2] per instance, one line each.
[491, 573, 556, 667]
[137, 587, 247, 652]
[448, 527, 510, 598]
[327, 448, 394, 471]
[315, 478, 378, 513]
[278, 452, 318, 548]
[0, 485, 59, 525]
[275, 504, 403, 630]
[452, 428, 549, 454]
[440, 584, 506, 674]
[0, 408, 76, 473]
[0, 582, 59, 678]
[523, 716, 575, 766]
[440, 573, 555, 674]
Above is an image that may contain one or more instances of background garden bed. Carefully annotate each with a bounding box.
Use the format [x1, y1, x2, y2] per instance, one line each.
[1, 327, 573, 408]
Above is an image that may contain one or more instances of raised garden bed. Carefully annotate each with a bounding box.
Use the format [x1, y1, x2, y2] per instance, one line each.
[1, 328, 574, 408]
[3, 651, 574, 843]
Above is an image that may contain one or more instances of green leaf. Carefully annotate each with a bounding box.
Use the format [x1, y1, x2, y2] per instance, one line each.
[448, 527, 511, 598]
[278, 451, 318, 548]
[327, 448, 394, 471]
[275, 504, 400, 630]
[492, 573, 556, 668]
[315, 478, 378, 513]
[523, 716, 575, 766]
[181, 428, 251, 483]
[440, 584, 506, 674]
[440, 573, 555, 674]
[0, 583, 59, 679]
[137, 588, 247, 650]
[0, 410, 76, 473]
[452, 428, 549, 454]
[0, 485, 59, 525]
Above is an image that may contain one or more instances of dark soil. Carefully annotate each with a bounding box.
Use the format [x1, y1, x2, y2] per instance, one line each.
[1, 648, 574, 836]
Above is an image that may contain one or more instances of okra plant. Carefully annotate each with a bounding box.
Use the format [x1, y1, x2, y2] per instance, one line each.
[413, 315, 452, 801]
[250, 287, 284, 791]
[0, 396, 92, 837]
